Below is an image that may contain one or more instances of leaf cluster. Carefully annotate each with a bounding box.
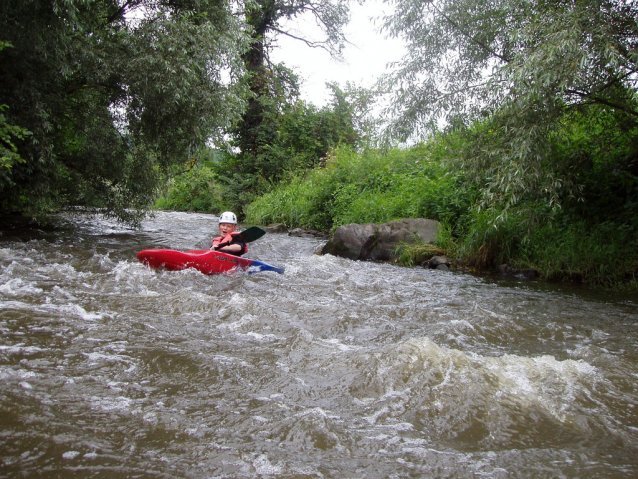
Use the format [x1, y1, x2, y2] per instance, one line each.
[0, 0, 248, 223]
[216, 82, 376, 215]
[245, 139, 477, 232]
[382, 0, 638, 220]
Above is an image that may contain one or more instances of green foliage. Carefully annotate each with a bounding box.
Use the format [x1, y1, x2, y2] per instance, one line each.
[216, 83, 379, 217]
[246, 140, 478, 231]
[245, 103, 638, 289]
[235, 0, 349, 161]
[382, 0, 638, 222]
[457, 208, 638, 289]
[554, 107, 638, 227]
[519, 221, 638, 289]
[155, 82, 375, 219]
[451, 106, 638, 287]
[243, 0, 638, 290]
[457, 208, 528, 269]
[452, 103, 638, 285]
[383, 0, 638, 135]
[0, 0, 248, 223]
[155, 166, 225, 213]
[394, 242, 447, 268]
[0, 104, 31, 170]
[245, 170, 338, 229]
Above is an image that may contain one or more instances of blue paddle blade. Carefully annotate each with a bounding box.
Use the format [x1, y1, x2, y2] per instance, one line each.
[247, 260, 285, 274]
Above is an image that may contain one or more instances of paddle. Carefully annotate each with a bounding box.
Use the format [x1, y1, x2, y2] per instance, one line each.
[213, 226, 266, 250]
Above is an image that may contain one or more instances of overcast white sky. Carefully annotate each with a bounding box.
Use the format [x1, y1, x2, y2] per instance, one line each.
[270, 0, 405, 107]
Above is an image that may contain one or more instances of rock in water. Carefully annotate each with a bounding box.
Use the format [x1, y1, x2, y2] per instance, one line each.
[321, 219, 440, 261]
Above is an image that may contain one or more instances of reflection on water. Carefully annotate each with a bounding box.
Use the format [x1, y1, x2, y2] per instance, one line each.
[1, 211, 637, 477]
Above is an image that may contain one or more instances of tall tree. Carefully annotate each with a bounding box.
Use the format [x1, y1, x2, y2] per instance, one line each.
[0, 0, 248, 223]
[235, 0, 350, 157]
[382, 0, 638, 211]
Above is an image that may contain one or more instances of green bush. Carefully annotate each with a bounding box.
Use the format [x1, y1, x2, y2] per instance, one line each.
[244, 168, 337, 229]
[245, 104, 638, 290]
[518, 221, 638, 288]
[454, 205, 638, 289]
[155, 167, 225, 213]
[246, 141, 478, 231]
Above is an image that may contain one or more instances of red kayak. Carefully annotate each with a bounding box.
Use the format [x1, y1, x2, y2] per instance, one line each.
[137, 249, 284, 275]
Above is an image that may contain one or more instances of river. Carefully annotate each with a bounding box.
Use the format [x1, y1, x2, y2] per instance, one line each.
[1, 211, 637, 478]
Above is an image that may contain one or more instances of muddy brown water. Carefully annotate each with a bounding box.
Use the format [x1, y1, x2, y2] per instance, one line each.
[1, 211, 637, 478]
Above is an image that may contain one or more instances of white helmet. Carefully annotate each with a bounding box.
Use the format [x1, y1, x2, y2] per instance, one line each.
[219, 211, 237, 224]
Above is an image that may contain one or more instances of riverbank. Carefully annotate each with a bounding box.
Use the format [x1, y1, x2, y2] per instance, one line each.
[266, 214, 638, 292]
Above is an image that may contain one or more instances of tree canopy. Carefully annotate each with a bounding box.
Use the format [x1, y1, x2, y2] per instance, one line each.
[0, 0, 248, 223]
[0, 0, 355, 222]
[383, 0, 638, 134]
[382, 0, 638, 213]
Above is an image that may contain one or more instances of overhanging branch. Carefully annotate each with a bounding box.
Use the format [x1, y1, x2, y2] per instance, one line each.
[270, 26, 334, 53]
[565, 89, 638, 118]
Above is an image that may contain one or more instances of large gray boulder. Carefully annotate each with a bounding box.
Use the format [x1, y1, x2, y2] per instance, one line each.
[321, 218, 440, 261]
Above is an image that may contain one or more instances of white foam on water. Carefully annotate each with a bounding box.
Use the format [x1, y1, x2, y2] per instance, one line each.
[212, 354, 250, 368]
[98, 254, 115, 269]
[217, 314, 257, 332]
[319, 337, 361, 351]
[352, 335, 603, 436]
[483, 353, 598, 421]
[364, 405, 390, 425]
[0, 247, 16, 260]
[241, 331, 280, 343]
[113, 260, 164, 295]
[0, 261, 20, 277]
[0, 278, 43, 297]
[88, 395, 136, 413]
[252, 454, 283, 475]
[42, 262, 79, 278]
[2, 212, 636, 477]
[142, 411, 158, 425]
[45, 303, 107, 322]
[0, 344, 45, 356]
[82, 351, 137, 371]
[62, 451, 81, 460]
[51, 285, 77, 301]
[0, 367, 38, 380]
[0, 296, 112, 326]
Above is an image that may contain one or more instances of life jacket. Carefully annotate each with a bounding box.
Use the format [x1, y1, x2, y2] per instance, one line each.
[212, 231, 247, 256]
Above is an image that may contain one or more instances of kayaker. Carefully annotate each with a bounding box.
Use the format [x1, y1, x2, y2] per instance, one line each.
[210, 211, 247, 256]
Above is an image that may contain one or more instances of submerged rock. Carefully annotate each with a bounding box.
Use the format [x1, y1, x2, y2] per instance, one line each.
[427, 256, 451, 271]
[498, 263, 540, 280]
[288, 228, 329, 239]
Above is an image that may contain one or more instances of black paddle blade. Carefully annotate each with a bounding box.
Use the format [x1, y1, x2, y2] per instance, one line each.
[237, 226, 266, 243]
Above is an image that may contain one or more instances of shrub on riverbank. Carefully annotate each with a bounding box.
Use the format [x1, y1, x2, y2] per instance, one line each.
[155, 167, 226, 213]
[245, 141, 477, 232]
[521, 221, 638, 288]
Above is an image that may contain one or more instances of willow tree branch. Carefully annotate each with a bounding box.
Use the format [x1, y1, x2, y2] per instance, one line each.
[566, 89, 638, 118]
